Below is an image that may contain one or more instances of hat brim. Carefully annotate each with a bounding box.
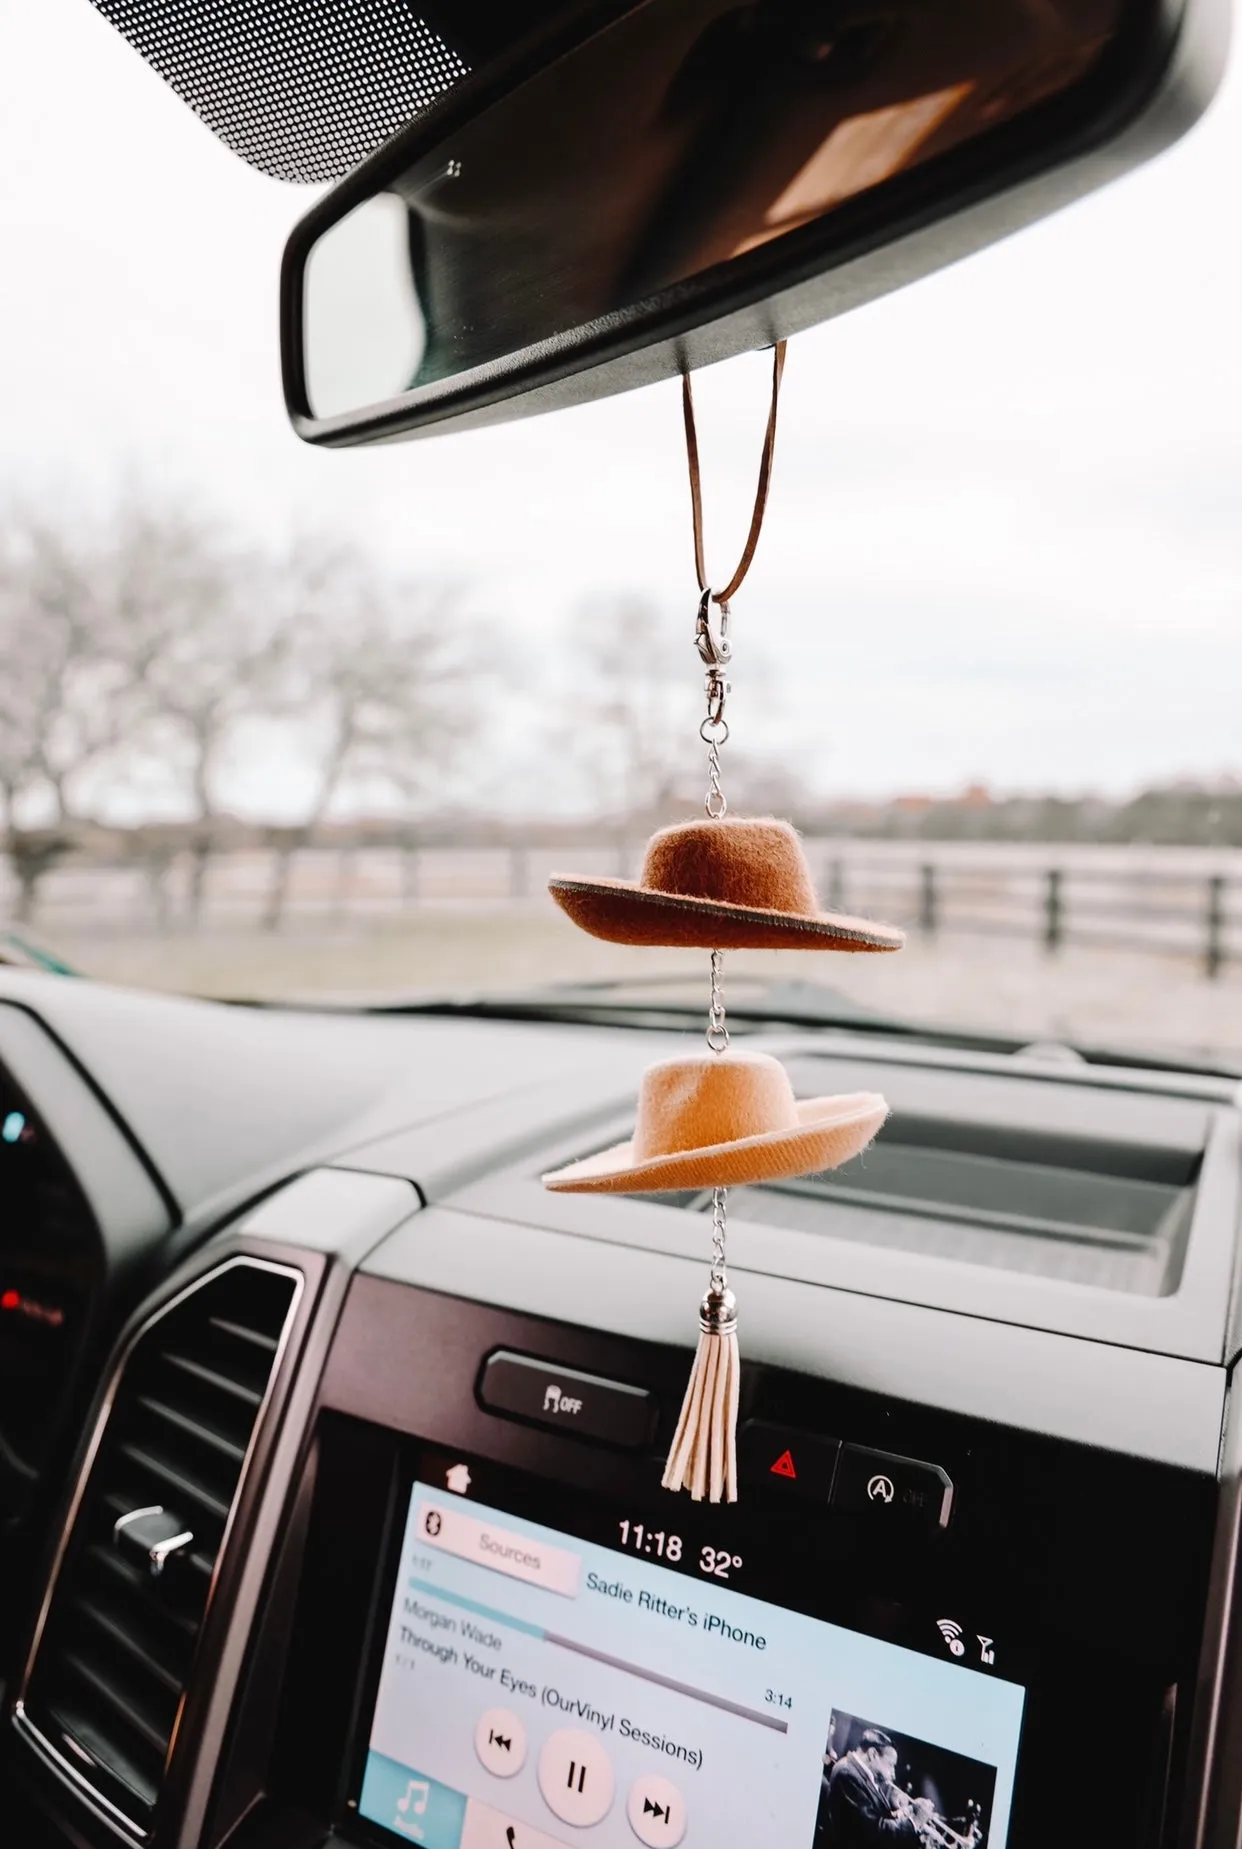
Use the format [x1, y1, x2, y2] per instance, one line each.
[548, 877, 903, 952]
[542, 1092, 887, 1194]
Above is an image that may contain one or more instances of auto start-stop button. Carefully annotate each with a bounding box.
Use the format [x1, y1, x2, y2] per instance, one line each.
[478, 1350, 656, 1449]
[832, 1445, 955, 1530]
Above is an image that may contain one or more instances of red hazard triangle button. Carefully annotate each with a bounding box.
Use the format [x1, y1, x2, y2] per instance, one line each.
[740, 1422, 840, 1499]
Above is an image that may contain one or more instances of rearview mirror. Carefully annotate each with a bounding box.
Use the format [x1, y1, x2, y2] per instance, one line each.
[281, 0, 1227, 444]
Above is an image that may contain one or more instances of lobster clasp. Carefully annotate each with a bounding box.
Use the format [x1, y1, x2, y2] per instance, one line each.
[694, 587, 732, 669]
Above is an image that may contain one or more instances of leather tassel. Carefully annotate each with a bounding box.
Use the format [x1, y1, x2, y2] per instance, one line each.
[661, 1284, 739, 1504]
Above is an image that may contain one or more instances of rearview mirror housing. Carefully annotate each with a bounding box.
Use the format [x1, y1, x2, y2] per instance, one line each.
[280, 0, 1228, 445]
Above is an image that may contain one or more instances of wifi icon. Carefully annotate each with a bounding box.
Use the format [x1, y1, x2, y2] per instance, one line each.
[937, 1618, 967, 1658]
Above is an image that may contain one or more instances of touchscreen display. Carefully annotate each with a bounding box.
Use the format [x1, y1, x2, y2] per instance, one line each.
[357, 1473, 1025, 1849]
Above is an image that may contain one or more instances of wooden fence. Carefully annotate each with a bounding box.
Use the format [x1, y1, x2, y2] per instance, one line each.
[5, 841, 1242, 978]
[824, 856, 1240, 979]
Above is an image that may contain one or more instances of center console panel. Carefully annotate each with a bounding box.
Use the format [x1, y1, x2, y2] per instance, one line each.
[214, 1277, 1214, 1849]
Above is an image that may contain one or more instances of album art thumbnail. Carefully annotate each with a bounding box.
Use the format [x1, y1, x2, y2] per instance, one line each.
[815, 1710, 998, 1847]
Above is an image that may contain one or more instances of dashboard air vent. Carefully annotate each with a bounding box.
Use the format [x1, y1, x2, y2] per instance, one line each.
[646, 1056, 1211, 1296]
[17, 1259, 300, 1838]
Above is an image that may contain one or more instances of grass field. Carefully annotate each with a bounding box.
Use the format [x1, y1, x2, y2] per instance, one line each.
[35, 902, 1242, 1063]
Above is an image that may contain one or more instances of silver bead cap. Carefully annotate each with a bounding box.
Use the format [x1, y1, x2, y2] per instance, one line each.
[699, 1285, 738, 1335]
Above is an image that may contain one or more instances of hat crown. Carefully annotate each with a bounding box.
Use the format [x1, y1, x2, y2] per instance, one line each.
[640, 817, 818, 916]
[631, 1051, 799, 1162]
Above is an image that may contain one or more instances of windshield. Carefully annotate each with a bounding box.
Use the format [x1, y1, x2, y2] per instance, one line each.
[1, 0, 1240, 1063]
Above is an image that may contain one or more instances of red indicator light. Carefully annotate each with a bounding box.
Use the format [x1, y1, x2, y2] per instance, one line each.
[770, 1449, 798, 1480]
[0, 1288, 64, 1327]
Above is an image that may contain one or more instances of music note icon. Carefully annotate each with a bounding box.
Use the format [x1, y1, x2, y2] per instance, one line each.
[398, 1780, 430, 1816]
[393, 1777, 432, 1837]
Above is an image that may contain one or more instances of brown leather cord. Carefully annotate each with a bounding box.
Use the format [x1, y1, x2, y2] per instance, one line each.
[682, 341, 787, 605]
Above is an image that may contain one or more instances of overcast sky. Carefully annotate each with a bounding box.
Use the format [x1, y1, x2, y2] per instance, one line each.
[1, 0, 1240, 810]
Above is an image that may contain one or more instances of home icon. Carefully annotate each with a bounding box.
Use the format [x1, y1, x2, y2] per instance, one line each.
[446, 1463, 472, 1495]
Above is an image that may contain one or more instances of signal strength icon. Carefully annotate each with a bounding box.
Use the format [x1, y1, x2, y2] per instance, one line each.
[937, 1618, 967, 1658]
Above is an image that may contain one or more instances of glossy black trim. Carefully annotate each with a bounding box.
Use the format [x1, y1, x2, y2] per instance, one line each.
[279, 0, 1219, 442]
[242, 1277, 1220, 1849]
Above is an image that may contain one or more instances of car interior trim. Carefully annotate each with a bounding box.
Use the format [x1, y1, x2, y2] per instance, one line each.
[10, 1255, 307, 1842]
[0, 1002, 173, 1261]
[338, 1034, 1242, 1363]
[356, 1203, 1228, 1471]
[1179, 1368, 1242, 1848]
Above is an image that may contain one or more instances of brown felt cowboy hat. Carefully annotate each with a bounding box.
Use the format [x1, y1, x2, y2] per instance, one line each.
[542, 1050, 888, 1194]
[548, 817, 903, 952]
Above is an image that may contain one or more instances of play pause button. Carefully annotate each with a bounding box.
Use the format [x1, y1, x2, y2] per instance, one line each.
[626, 1774, 686, 1846]
[537, 1729, 614, 1827]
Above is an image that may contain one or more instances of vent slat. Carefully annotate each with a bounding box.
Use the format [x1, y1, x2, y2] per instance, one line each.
[117, 1443, 232, 1521]
[73, 1598, 184, 1695]
[50, 1704, 160, 1813]
[25, 1261, 298, 1832]
[162, 1350, 263, 1409]
[61, 1653, 170, 1756]
[134, 1393, 248, 1464]
[85, 1544, 202, 1636]
[206, 1314, 279, 1355]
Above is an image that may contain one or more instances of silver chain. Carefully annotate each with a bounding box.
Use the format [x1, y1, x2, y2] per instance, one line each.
[709, 1185, 729, 1290]
[702, 704, 728, 819]
[707, 947, 729, 1052]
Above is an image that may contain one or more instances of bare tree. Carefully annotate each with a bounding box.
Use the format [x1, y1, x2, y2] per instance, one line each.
[261, 544, 484, 931]
[0, 537, 49, 917]
[2, 498, 491, 937]
[107, 503, 290, 925]
[0, 508, 139, 919]
[0, 497, 299, 928]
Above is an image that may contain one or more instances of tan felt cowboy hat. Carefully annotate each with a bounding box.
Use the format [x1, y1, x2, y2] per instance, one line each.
[548, 817, 903, 952]
[542, 1050, 888, 1194]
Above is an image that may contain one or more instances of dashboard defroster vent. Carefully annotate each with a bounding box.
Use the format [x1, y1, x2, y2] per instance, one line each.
[15, 1258, 301, 1839]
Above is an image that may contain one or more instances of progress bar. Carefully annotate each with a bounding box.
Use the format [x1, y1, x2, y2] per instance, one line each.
[545, 1631, 788, 1732]
[407, 1577, 788, 1735]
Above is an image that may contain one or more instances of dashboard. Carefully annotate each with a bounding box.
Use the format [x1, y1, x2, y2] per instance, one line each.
[1, 965, 1242, 1849]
